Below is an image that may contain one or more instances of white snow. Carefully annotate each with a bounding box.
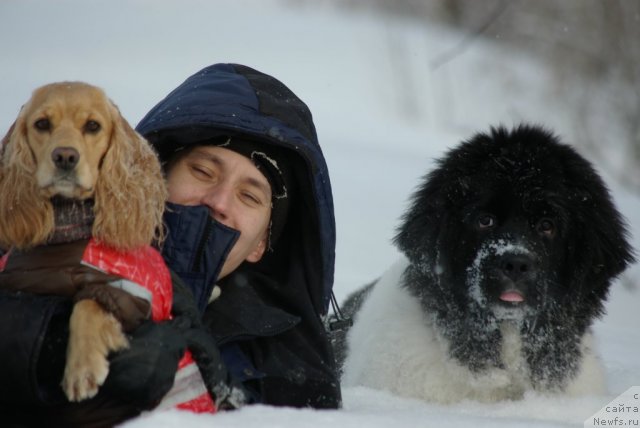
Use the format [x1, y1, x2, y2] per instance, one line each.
[1, 1, 638, 427]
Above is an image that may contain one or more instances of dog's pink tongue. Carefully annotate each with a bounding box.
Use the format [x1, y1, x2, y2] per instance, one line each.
[499, 291, 524, 302]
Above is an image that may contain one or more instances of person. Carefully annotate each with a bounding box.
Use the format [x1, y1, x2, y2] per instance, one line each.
[0, 63, 341, 426]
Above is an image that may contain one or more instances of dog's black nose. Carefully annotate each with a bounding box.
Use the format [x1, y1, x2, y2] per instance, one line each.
[52, 147, 80, 171]
[499, 253, 535, 282]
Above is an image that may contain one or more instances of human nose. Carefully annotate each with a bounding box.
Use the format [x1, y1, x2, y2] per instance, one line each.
[202, 185, 232, 222]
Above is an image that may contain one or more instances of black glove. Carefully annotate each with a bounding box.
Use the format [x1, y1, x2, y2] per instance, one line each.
[182, 326, 249, 409]
[102, 320, 187, 410]
[104, 271, 248, 410]
[170, 272, 249, 409]
[168, 270, 201, 330]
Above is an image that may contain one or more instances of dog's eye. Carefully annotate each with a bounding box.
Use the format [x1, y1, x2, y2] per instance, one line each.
[477, 214, 496, 229]
[84, 120, 101, 134]
[34, 118, 51, 131]
[537, 218, 556, 237]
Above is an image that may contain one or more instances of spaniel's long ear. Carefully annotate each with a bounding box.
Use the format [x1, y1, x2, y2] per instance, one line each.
[92, 102, 167, 250]
[0, 113, 54, 249]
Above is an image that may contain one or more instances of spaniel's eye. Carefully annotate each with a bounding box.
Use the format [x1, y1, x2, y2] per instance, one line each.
[84, 120, 101, 134]
[537, 218, 556, 237]
[34, 118, 51, 131]
[477, 214, 496, 230]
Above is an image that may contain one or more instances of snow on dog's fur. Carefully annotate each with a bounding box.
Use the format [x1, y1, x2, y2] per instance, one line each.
[336, 125, 635, 403]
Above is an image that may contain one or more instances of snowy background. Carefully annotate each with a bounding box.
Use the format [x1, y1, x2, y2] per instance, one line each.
[1, 1, 638, 427]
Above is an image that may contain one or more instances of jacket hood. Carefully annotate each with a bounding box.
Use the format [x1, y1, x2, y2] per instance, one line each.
[136, 63, 335, 316]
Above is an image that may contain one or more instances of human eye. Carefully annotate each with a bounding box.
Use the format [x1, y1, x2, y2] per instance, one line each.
[239, 182, 270, 207]
[240, 190, 263, 206]
[189, 162, 216, 180]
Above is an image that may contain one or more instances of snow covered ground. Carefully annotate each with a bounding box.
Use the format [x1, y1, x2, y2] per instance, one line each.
[1, 1, 638, 427]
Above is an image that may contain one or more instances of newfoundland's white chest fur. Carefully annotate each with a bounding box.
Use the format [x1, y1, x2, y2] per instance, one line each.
[341, 256, 606, 403]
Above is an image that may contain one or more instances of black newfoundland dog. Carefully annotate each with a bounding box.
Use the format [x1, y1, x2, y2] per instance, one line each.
[336, 125, 635, 403]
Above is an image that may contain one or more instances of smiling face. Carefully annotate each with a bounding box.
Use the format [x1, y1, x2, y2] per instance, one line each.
[166, 145, 273, 279]
[20, 82, 115, 199]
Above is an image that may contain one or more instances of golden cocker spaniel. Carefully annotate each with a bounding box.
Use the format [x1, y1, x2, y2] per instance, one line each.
[0, 82, 168, 401]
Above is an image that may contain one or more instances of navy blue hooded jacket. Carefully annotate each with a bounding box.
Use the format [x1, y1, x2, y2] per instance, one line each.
[136, 63, 341, 408]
